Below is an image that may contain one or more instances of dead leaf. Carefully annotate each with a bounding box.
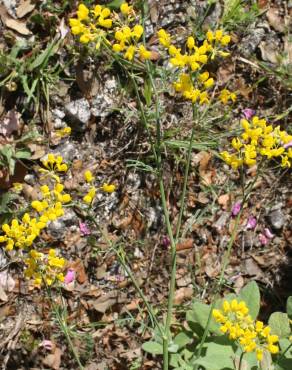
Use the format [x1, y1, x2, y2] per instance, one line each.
[22, 183, 39, 200]
[176, 238, 193, 251]
[71, 259, 88, 284]
[0, 271, 15, 292]
[0, 110, 20, 137]
[266, 8, 285, 33]
[174, 287, 193, 305]
[16, 0, 35, 18]
[27, 143, 46, 159]
[218, 193, 231, 210]
[88, 291, 127, 313]
[42, 347, 62, 370]
[5, 18, 32, 35]
[0, 286, 8, 302]
[217, 61, 235, 85]
[244, 258, 263, 277]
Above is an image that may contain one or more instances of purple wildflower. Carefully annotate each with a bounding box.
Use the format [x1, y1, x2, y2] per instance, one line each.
[161, 236, 170, 248]
[231, 201, 241, 217]
[259, 233, 268, 246]
[246, 216, 257, 230]
[243, 108, 255, 120]
[264, 228, 274, 239]
[79, 221, 91, 236]
[283, 141, 292, 149]
[64, 269, 75, 284]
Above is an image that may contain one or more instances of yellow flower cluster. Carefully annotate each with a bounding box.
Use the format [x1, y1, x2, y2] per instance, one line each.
[55, 127, 71, 138]
[82, 170, 116, 204]
[157, 28, 236, 105]
[213, 299, 279, 361]
[69, 3, 152, 61]
[113, 25, 151, 61]
[24, 249, 66, 286]
[221, 116, 292, 169]
[0, 154, 70, 286]
[69, 3, 113, 48]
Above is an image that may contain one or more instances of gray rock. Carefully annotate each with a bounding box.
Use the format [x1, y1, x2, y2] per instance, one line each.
[53, 142, 78, 161]
[47, 210, 78, 239]
[90, 94, 114, 118]
[65, 98, 90, 124]
[239, 27, 266, 58]
[268, 209, 285, 230]
[24, 174, 35, 186]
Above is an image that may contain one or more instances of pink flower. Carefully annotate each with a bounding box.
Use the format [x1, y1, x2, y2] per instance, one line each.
[64, 269, 75, 284]
[283, 140, 292, 149]
[264, 228, 274, 239]
[161, 236, 170, 248]
[231, 202, 241, 217]
[39, 340, 53, 351]
[259, 233, 268, 245]
[243, 108, 255, 120]
[79, 221, 91, 236]
[246, 216, 257, 230]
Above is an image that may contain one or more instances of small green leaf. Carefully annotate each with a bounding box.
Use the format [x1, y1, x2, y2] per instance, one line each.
[173, 331, 193, 349]
[268, 312, 290, 338]
[186, 300, 221, 335]
[15, 148, 31, 159]
[142, 341, 163, 355]
[286, 297, 292, 319]
[238, 281, 260, 320]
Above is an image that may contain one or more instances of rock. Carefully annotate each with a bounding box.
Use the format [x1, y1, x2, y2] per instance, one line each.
[47, 210, 78, 239]
[53, 142, 78, 161]
[239, 27, 266, 58]
[24, 174, 35, 186]
[90, 94, 113, 118]
[268, 209, 285, 230]
[65, 98, 90, 125]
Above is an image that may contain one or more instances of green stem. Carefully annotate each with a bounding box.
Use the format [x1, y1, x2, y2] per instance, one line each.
[83, 210, 164, 338]
[175, 105, 196, 241]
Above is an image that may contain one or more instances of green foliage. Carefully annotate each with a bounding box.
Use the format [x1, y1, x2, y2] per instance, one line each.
[221, 0, 260, 31]
[0, 145, 31, 175]
[268, 312, 291, 338]
[0, 37, 63, 114]
[238, 281, 260, 320]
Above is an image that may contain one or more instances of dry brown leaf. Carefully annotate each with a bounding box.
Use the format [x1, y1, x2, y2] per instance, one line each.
[218, 193, 231, 210]
[16, 0, 35, 18]
[0, 110, 20, 137]
[174, 287, 193, 305]
[22, 183, 39, 200]
[42, 347, 62, 370]
[176, 238, 193, 251]
[266, 8, 285, 32]
[71, 259, 88, 284]
[5, 18, 32, 35]
[217, 61, 235, 85]
[0, 286, 8, 302]
[259, 41, 279, 64]
[27, 143, 46, 160]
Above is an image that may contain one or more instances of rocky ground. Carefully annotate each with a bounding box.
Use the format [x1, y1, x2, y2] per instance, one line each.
[0, 0, 291, 369]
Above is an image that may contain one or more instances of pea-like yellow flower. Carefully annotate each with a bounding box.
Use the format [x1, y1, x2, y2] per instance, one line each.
[101, 183, 116, 193]
[84, 170, 94, 183]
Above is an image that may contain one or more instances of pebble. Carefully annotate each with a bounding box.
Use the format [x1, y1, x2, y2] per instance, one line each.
[65, 98, 90, 125]
[268, 209, 285, 230]
[53, 142, 78, 161]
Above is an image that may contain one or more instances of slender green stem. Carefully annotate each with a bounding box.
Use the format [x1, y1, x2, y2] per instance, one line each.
[82, 210, 164, 338]
[44, 284, 84, 370]
[175, 105, 197, 242]
[238, 350, 244, 370]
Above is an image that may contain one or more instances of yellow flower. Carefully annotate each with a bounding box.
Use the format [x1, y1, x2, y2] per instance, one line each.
[187, 36, 195, 49]
[84, 170, 94, 183]
[157, 29, 171, 47]
[132, 24, 144, 39]
[124, 45, 136, 61]
[120, 2, 132, 15]
[12, 182, 23, 192]
[138, 45, 151, 60]
[77, 4, 89, 20]
[101, 183, 116, 193]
